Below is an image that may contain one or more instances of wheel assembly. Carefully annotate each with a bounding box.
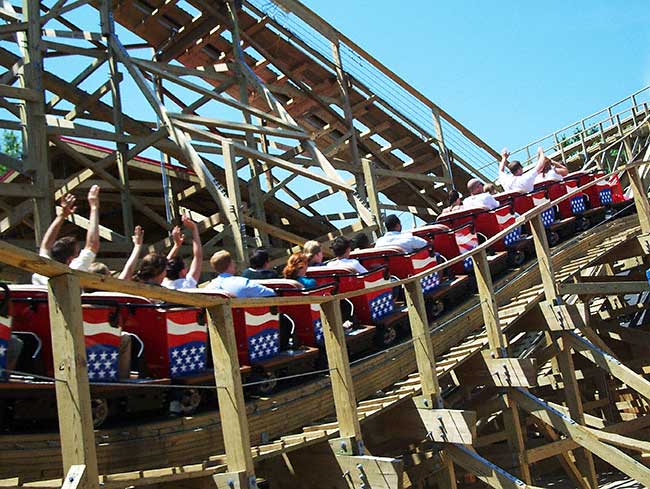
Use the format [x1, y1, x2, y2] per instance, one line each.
[91, 398, 109, 428]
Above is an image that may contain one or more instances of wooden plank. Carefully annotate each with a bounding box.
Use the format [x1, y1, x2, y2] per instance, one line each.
[474, 248, 506, 353]
[445, 444, 541, 489]
[558, 281, 649, 296]
[47, 274, 99, 489]
[416, 408, 476, 444]
[530, 214, 559, 299]
[206, 304, 256, 480]
[222, 141, 248, 265]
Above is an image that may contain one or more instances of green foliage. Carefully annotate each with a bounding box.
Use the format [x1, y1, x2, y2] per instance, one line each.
[0, 130, 22, 175]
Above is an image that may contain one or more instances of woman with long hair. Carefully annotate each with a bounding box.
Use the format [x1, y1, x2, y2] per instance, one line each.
[283, 252, 316, 289]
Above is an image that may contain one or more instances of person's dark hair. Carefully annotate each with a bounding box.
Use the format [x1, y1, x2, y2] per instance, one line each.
[89, 262, 110, 276]
[249, 248, 270, 269]
[51, 236, 78, 264]
[448, 189, 461, 206]
[507, 160, 523, 174]
[134, 253, 167, 283]
[331, 236, 351, 258]
[166, 256, 185, 281]
[352, 233, 371, 250]
[384, 214, 400, 232]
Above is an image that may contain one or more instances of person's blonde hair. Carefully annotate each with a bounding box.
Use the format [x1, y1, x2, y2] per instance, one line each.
[283, 253, 309, 280]
[210, 250, 233, 274]
[303, 240, 321, 263]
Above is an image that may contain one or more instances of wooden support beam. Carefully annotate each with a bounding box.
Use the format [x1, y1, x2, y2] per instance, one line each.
[404, 279, 442, 408]
[567, 332, 650, 402]
[99, 0, 133, 236]
[222, 141, 248, 265]
[511, 387, 650, 485]
[445, 444, 541, 489]
[206, 304, 257, 487]
[48, 274, 99, 489]
[361, 158, 383, 237]
[530, 214, 559, 299]
[320, 299, 364, 455]
[20, 0, 52, 244]
[626, 165, 650, 234]
[558, 281, 649, 296]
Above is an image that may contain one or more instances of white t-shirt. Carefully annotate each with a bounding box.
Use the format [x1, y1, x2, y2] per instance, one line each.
[463, 193, 500, 210]
[328, 258, 368, 274]
[535, 168, 563, 184]
[374, 231, 428, 253]
[32, 248, 96, 285]
[500, 169, 539, 194]
[162, 276, 198, 290]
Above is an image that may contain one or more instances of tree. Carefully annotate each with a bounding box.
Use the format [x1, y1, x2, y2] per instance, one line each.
[0, 130, 22, 175]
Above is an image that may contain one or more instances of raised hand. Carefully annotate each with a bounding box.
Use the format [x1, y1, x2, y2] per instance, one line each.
[501, 147, 510, 159]
[59, 193, 77, 218]
[171, 225, 184, 247]
[87, 184, 100, 209]
[181, 214, 197, 231]
[132, 225, 144, 246]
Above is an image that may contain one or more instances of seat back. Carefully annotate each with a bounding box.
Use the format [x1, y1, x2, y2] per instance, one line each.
[306, 267, 395, 324]
[563, 178, 587, 215]
[85, 292, 206, 379]
[454, 223, 479, 272]
[531, 189, 557, 228]
[413, 224, 465, 275]
[0, 285, 10, 379]
[275, 284, 336, 347]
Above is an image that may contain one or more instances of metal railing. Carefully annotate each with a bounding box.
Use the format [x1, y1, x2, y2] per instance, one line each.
[475, 85, 650, 175]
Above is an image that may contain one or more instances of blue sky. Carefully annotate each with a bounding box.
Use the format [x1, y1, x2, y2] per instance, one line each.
[302, 0, 650, 152]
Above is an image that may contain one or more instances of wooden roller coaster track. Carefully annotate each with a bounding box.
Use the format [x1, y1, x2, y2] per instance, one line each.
[1, 1, 650, 488]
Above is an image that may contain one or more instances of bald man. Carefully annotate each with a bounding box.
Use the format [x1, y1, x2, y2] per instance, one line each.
[463, 179, 500, 210]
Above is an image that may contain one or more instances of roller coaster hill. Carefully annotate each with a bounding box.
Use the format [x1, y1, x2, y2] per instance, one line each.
[1, 0, 650, 488]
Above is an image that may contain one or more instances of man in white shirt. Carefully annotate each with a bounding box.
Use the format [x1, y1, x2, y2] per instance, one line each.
[463, 179, 500, 210]
[328, 236, 368, 274]
[162, 215, 203, 290]
[374, 215, 428, 252]
[499, 147, 547, 194]
[32, 186, 101, 285]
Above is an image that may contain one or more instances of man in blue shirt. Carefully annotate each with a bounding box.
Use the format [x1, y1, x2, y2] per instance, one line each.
[207, 250, 276, 298]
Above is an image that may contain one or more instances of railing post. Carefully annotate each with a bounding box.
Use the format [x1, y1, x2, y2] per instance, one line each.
[625, 164, 650, 235]
[473, 249, 531, 483]
[554, 133, 566, 163]
[404, 280, 442, 408]
[207, 304, 257, 488]
[320, 299, 364, 455]
[529, 214, 598, 488]
[48, 274, 99, 489]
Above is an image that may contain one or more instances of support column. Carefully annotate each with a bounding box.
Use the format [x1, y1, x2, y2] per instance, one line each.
[99, 0, 134, 235]
[21, 0, 52, 244]
[223, 141, 248, 265]
[432, 108, 452, 188]
[473, 249, 531, 483]
[207, 304, 257, 488]
[529, 213, 598, 488]
[227, 0, 269, 248]
[331, 39, 366, 200]
[626, 165, 650, 235]
[320, 299, 364, 455]
[361, 157, 383, 236]
[404, 279, 458, 487]
[48, 274, 99, 489]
